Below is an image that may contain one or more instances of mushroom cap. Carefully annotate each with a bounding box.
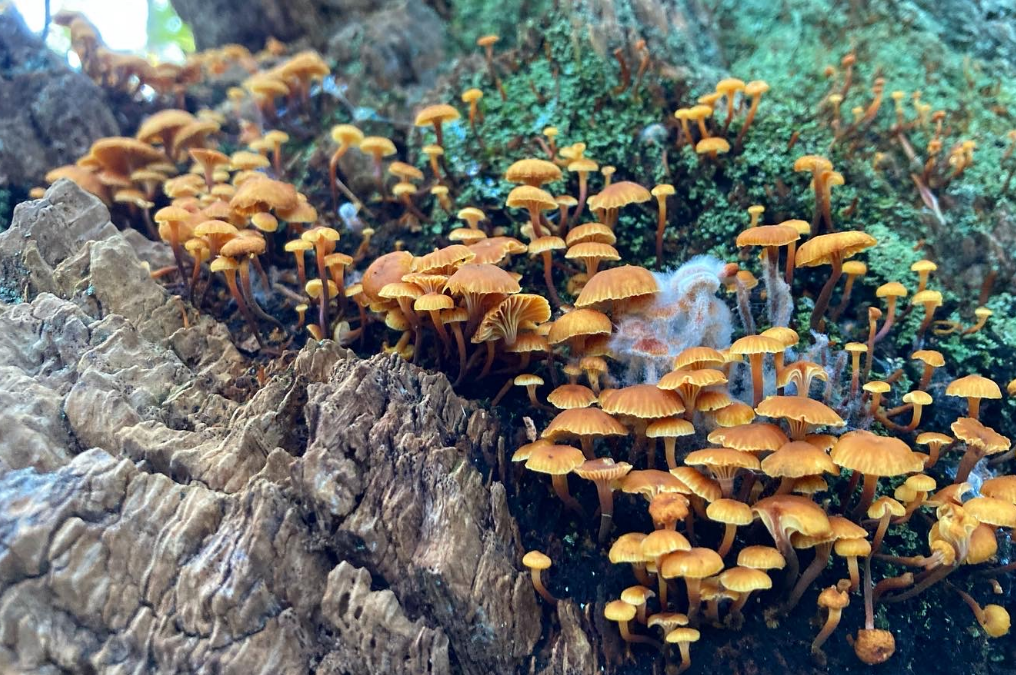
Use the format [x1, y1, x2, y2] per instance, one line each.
[668, 467, 722, 502]
[622, 470, 690, 499]
[793, 476, 829, 495]
[831, 430, 923, 476]
[461, 88, 483, 103]
[706, 498, 753, 525]
[505, 158, 562, 186]
[620, 585, 655, 606]
[566, 222, 617, 246]
[646, 417, 695, 439]
[946, 374, 1002, 401]
[506, 184, 557, 212]
[525, 443, 585, 475]
[448, 228, 488, 244]
[388, 161, 425, 181]
[528, 236, 566, 255]
[414, 245, 475, 273]
[230, 177, 299, 216]
[761, 326, 800, 348]
[868, 496, 906, 519]
[194, 219, 238, 238]
[362, 251, 414, 304]
[599, 385, 685, 419]
[414, 103, 461, 127]
[573, 457, 632, 483]
[818, 585, 850, 609]
[777, 362, 830, 390]
[736, 224, 799, 248]
[729, 334, 785, 357]
[546, 384, 598, 410]
[911, 349, 945, 367]
[834, 537, 871, 558]
[549, 310, 613, 345]
[301, 226, 341, 246]
[331, 124, 364, 146]
[792, 154, 833, 174]
[522, 550, 552, 570]
[902, 390, 933, 406]
[651, 183, 675, 198]
[658, 368, 728, 391]
[566, 158, 599, 173]
[506, 332, 549, 355]
[609, 533, 648, 563]
[981, 475, 1016, 504]
[153, 205, 193, 225]
[876, 281, 908, 298]
[649, 492, 691, 523]
[781, 218, 811, 235]
[414, 293, 455, 312]
[695, 137, 731, 155]
[359, 136, 397, 157]
[642, 529, 692, 558]
[665, 627, 701, 644]
[853, 629, 896, 665]
[685, 448, 761, 473]
[712, 402, 757, 427]
[911, 289, 943, 306]
[842, 260, 867, 275]
[511, 439, 551, 463]
[845, 342, 868, 355]
[761, 441, 837, 478]
[862, 381, 891, 395]
[543, 407, 628, 440]
[963, 497, 1016, 528]
[566, 241, 621, 264]
[648, 613, 689, 630]
[745, 79, 770, 96]
[756, 396, 845, 428]
[220, 234, 265, 257]
[752, 495, 832, 539]
[467, 236, 527, 265]
[209, 256, 238, 272]
[660, 547, 724, 580]
[472, 294, 550, 345]
[673, 346, 726, 370]
[795, 231, 876, 268]
[737, 545, 786, 570]
[719, 566, 771, 593]
[445, 263, 521, 297]
[950, 417, 1010, 454]
[575, 265, 659, 307]
[588, 181, 652, 210]
[905, 473, 937, 493]
[910, 259, 937, 273]
[980, 605, 1011, 638]
[707, 423, 788, 452]
[604, 600, 637, 622]
[136, 109, 195, 144]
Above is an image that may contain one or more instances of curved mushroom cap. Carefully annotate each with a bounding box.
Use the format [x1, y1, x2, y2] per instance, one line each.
[685, 448, 761, 473]
[745, 79, 770, 96]
[359, 136, 397, 157]
[904, 474, 937, 494]
[388, 161, 425, 182]
[522, 550, 552, 570]
[445, 262, 521, 297]
[588, 181, 651, 211]
[648, 613, 689, 631]
[756, 396, 845, 428]
[361, 251, 414, 305]
[841, 260, 867, 276]
[330, 124, 364, 146]
[834, 537, 872, 559]
[547, 384, 598, 410]
[665, 627, 701, 644]
[981, 475, 1016, 504]
[831, 430, 923, 476]
[795, 231, 877, 268]
[712, 402, 756, 427]
[695, 137, 731, 156]
[600, 385, 685, 419]
[963, 497, 1016, 528]
[136, 109, 195, 143]
[230, 177, 299, 216]
[868, 496, 906, 520]
[414, 103, 461, 128]
[658, 368, 728, 391]
[414, 244, 475, 273]
[719, 566, 771, 594]
[912, 349, 945, 367]
[642, 529, 692, 559]
[528, 236, 567, 256]
[467, 236, 527, 265]
[902, 390, 933, 406]
[737, 545, 786, 570]
[979, 605, 1011, 638]
[668, 467, 722, 502]
[673, 346, 726, 370]
[506, 185, 557, 212]
[706, 498, 753, 525]
[911, 289, 943, 307]
[620, 585, 655, 607]
[566, 241, 621, 265]
[707, 423, 788, 452]
[853, 628, 896, 665]
[543, 407, 628, 440]
[760, 326, 799, 349]
[752, 495, 832, 539]
[604, 600, 637, 623]
[505, 158, 562, 186]
[575, 265, 659, 307]
[862, 381, 891, 397]
[209, 256, 238, 273]
[525, 443, 585, 475]
[736, 224, 800, 248]
[818, 585, 850, 610]
[548, 309, 612, 344]
[876, 281, 907, 298]
[472, 294, 551, 345]
[609, 533, 648, 564]
[793, 154, 833, 174]
[729, 334, 784, 358]
[950, 417, 1010, 454]
[946, 374, 1002, 401]
[566, 222, 617, 247]
[660, 547, 724, 580]
[761, 441, 838, 478]
[646, 417, 695, 439]
[220, 234, 265, 257]
[574, 457, 632, 483]
[622, 470, 690, 499]
[649, 492, 691, 524]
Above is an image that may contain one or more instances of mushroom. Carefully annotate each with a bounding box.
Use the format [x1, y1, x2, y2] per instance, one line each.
[476, 34, 505, 100]
[587, 181, 651, 230]
[642, 529, 692, 608]
[621, 585, 656, 625]
[729, 335, 784, 407]
[506, 185, 557, 239]
[358, 136, 397, 195]
[950, 416, 1011, 484]
[610, 533, 652, 586]
[952, 586, 1010, 638]
[651, 184, 675, 268]
[665, 627, 700, 674]
[873, 282, 908, 342]
[522, 551, 557, 605]
[707, 499, 752, 558]
[605, 600, 661, 652]
[719, 566, 771, 627]
[302, 226, 341, 334]
[328, 124, 364, 210]
[210, 256, 264, 348]
[660, 547, 724, 623]
[574, 457, 632, 542]
[945, 374, 1002, 420]
[527, 236, 566, 306]
[868, 496, 906, 554]
[795, 230, 877, 331]
[461, 88, 484, 138]
[811, 584, 850, 664]
[646, 417, 695, 470]
[736, 80, 769, 146]
[413, 103, 461, 149]
[752, 495, 831, 591]
[911, 289, 943, 339]
[915, 432, 952, 469]
[524, 442, 586, 516]
[831, 430, 923, 517]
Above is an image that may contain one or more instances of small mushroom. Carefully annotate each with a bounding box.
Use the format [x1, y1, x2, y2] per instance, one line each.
[522, 551, 557, 605]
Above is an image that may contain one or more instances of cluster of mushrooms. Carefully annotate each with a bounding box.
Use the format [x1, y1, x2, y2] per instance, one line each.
[36, 24, 1015, 671]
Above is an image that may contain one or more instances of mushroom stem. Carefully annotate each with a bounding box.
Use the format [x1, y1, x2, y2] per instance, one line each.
[655, 196, 668, 269]
[717, 524, 738, 558]
[872, 573, 913, 603]
[539, 251, 561, 307]
[239, 260, 285, 333]
[685, 578, 703, 623]
[846, 557, 861, 593]
[785, 542, 833, 612]
[479, 340, 497, 379]
[736, 93, 763, 147]
[593, 480, 615, 543]
[852, 473, 878, 519]
[530, 569, 558, 605]
[784, 239, 798, 285]
[314, 244, 330, 336]
[551, 474, 587, 517]
[527, 206, 545, 238]
[748, 353, 765, 407]
[657, 561, 670, 608]
[873, 297, 899, 343]
[734, 279, 755, 335]
[954, 446, 985, 485]
[221, 267, 264, 348]
[882, 563, 956, 604]
[429, 310, 451, 353]
[167, 225, 188, 289]
[664, 438, 678, 470]
[811, 606, 843, 658]
[863, 308, 881, 382]
[810, 254, 843, 332]
[674, 641, 693, 674]
[618, 620, 662, 651]
[575, 172, 589, 221]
